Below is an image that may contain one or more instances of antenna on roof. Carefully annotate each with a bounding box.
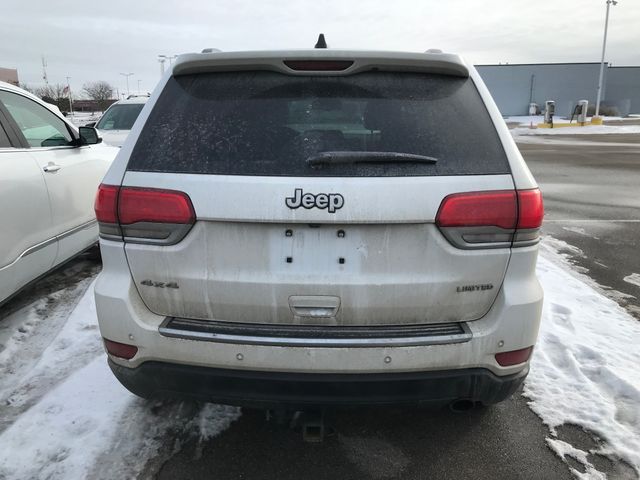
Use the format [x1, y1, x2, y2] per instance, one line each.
[315, 33, 327, 49]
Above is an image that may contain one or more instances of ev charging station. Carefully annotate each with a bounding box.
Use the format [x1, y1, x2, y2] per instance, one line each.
[544, 100, 555, 127]
[576, 100, 589, 124]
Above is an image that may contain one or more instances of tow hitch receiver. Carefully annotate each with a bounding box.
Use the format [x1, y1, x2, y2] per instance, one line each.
[266, 409, 329, 443]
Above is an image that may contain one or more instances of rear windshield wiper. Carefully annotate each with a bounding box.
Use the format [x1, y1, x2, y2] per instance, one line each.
[306, 151, 438, 167]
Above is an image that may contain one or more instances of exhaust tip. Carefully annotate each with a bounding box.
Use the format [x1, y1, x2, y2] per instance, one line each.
[449, 399, 475, 413]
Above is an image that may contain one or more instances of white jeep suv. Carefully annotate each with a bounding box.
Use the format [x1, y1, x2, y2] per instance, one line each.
[94, 48, 544, 408]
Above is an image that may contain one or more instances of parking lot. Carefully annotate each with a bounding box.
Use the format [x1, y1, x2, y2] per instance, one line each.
[521, 135, 640, 319]
[149, 134, 640, 479]
[0, 132, 639, 480]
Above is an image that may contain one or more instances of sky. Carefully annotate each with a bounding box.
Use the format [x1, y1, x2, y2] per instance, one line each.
[1, 0, 639, 99]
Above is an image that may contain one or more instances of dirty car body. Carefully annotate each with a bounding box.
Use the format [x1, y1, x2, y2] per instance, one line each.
[94, 49, 544, 408]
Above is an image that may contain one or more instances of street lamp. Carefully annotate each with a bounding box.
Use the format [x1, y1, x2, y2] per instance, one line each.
[137, 79, 142, 94]
[119, 72, 134, 96]
[158, 55, 178, 76]
[65, 76, 73, 116]
[594, 0, 618, 120]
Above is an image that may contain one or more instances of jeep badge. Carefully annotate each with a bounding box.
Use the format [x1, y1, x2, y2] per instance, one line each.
[285, 188, 344, 213]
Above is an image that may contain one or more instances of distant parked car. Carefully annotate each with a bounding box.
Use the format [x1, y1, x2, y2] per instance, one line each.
[0, 81, 117, 305]
[93, 95, 149, 147]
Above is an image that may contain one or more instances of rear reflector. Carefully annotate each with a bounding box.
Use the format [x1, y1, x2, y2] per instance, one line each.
[436, 190, 517, 230]
[495, 346, 533, 366]
[283, 60, 354, 71]
[103, 338, 138, 360]
[118, 187, 195, 225]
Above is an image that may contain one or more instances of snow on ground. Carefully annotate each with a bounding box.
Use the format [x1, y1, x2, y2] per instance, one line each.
[525, 239, 640, 478]
[0, 273, 99, 431]
[512, 124, 640, 137]
[67, 111, 102, 127]
[623, 273, 640, 288]
[505, 115, 636, 126]
[1, 237, 640, 478]
[505, 115, 640, 141]
[0, 282, 240, 480]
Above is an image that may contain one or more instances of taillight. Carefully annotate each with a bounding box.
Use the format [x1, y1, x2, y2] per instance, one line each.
[436, 188, 543, 249]
[436, 191, 517, 230]
[94, 184, 119, 224]
[94, 184, 195, 245]
[517, 189, 544, 229]
[95, 184, 121, 238]
[495, 346, 533, 366]
[118, 187, 195, 225]
[104, 338, 138, 360]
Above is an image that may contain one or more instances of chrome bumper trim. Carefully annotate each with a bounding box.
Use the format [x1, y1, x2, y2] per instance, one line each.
[159, 317, 472, 348]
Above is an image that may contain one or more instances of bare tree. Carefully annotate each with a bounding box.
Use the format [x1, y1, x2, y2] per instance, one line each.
[19, 83, 35, 94]
[83, 81, 114, 112]
[34, 83, 68, 112]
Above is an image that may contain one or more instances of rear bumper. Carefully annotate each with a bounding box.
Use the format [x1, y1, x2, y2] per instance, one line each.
[108, 359, 528, 408]
[95, 240, 543, 381]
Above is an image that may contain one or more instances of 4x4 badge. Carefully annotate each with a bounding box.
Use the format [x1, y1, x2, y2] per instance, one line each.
[285, 189, 344, 213]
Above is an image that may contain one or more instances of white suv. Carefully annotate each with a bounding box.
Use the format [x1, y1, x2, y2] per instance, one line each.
[0, 82, 114, 305]
[94, 49, 544, 408]
[94, 95, 149, 147]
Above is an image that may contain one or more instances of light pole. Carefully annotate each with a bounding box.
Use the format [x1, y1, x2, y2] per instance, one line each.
[158, 55, 178, 76]
[594, 0, 618, 119]
[119, 72, 134, 96]
[65, 76, 73, 116]
[137, 79, 142, 94]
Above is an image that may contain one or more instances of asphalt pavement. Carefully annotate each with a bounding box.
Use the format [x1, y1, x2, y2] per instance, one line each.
[3, 134, 639, 479]
[152, 133, 640, 480]
[519, 134, 640, 318]
[155, 397, 572, 480]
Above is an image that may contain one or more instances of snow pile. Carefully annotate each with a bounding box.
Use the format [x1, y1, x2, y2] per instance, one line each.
[623, 273, 640, 288]
[0, 278, 102, 414]
[527, 242, 640, 477]
[0, 283, 240, 480]
[0, 356, 135, 479]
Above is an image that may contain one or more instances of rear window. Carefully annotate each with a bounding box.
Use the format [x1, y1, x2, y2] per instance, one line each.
[128, 71, 509, 177]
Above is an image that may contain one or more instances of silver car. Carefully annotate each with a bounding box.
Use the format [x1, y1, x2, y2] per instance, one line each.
[94, 48, 544, 409]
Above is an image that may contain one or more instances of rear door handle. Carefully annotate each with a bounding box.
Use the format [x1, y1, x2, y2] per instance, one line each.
[43, 163, 61, 173]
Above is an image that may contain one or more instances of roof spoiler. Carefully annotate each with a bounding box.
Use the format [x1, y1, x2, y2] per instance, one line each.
[172, 50, 469, 77]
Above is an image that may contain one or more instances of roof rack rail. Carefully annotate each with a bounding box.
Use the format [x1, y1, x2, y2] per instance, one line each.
[201, 48, 222, 53]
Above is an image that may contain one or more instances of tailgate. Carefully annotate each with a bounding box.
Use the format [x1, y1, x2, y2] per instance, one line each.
[123, 173, 513, 326]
